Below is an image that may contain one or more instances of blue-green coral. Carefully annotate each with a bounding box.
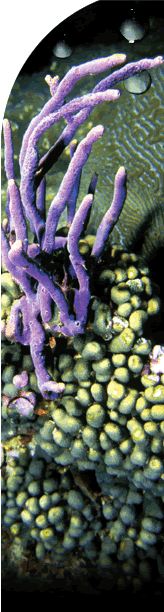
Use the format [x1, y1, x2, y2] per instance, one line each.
[1, 248, 164, 588]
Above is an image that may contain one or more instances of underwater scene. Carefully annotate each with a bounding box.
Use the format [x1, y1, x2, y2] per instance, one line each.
[1, 2, 164, 596]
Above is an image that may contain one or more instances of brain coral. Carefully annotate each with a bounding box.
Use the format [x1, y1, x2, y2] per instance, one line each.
[89, 63, 164, 256]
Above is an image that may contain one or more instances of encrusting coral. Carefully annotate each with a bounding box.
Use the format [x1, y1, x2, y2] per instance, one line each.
[1, 52, 164, 588]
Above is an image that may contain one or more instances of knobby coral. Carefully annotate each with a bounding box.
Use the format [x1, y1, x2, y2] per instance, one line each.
[1, 53, 163, 400]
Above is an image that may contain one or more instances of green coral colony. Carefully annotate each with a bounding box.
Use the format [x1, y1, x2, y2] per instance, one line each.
[1, 246, 164, 586]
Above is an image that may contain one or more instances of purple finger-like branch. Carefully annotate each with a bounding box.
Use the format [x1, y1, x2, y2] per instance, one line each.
[28, 307, 65, 399]
[61, 88, 120, 121]
[4, 277, 66, 399]
[20, 144, 45, 243]
[91, 166, 127, 258]
[8, 179, 28, 251]
[67, 140, 82, 226]
[3, 120, 15, 231]
[4, 279, 64, 399]
[19, 86, 61, 171]
[1, 227, 27, 291]
[3, 119, 14, 181]
[8, 240, 81, 333]
[67, 194, 93, 266]
[43, 125, 104, 254]
[35, 89, 120, 187]
[93, 55, 164, 93]
[6, 188, 12, 233]
[22, 88, 119, 201]
[19, 53, 125, 170]
[36, 109, 96, 180]
[2, 228, 36, 305]
[51, 53, 126, 103]
[67, 194, 93, 323]
[37, 284, 52, 323]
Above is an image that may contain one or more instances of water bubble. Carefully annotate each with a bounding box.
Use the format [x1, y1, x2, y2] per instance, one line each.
[124, 70, 151, 94]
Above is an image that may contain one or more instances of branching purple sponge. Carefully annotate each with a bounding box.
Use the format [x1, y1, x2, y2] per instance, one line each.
[91, 166, 127, 258]
[1, 53, 163, 399]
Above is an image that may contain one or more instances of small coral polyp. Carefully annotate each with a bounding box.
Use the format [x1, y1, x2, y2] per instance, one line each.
[1, 53, 163, 399]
